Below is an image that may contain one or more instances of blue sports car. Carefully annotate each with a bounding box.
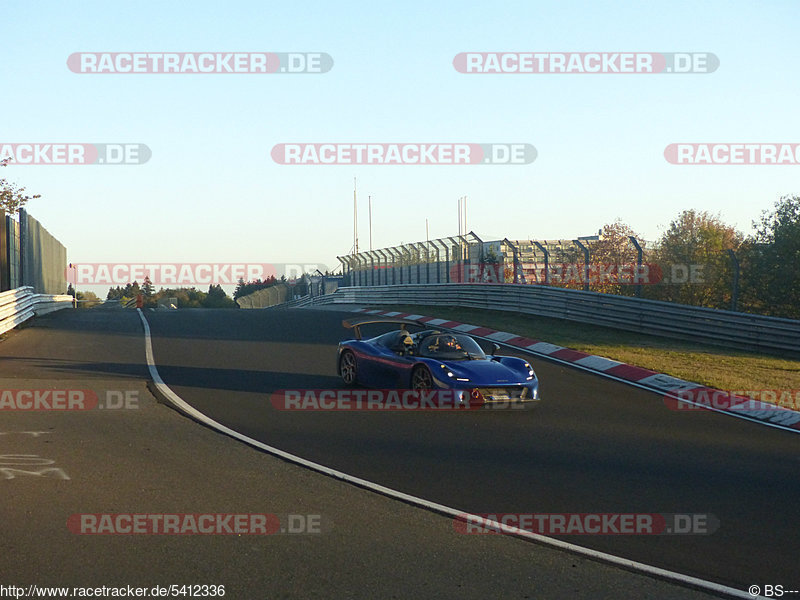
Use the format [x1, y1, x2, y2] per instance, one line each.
[337, 317, 539, 406]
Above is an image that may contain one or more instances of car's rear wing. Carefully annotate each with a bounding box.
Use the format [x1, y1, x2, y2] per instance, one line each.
[342, 317, 428, 340]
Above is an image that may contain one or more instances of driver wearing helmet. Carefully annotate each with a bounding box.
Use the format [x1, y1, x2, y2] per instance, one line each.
[400, 330, 415, 355]
[441, 335, 463, 352]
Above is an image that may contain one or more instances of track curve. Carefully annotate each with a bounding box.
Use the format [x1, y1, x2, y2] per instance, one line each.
[144, 307, 800, 591]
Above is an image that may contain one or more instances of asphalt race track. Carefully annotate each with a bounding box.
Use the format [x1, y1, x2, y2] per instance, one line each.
[138, 306, 800, 592]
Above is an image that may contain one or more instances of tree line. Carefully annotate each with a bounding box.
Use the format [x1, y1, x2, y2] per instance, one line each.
[98, 278, 237, 308]
[552, 195, 800, 318]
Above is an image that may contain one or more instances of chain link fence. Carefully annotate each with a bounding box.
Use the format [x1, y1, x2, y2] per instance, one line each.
[338, 233, 786, 317]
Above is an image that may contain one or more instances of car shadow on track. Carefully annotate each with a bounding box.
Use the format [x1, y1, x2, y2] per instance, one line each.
[151, 364, 343, 394]
[0, 356, 150, 380]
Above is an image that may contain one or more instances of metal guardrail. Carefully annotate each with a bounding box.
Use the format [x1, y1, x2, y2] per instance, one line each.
[298, 284, 800, 355]
[268, 294, 331, 309]
[0, 286, 74, 335]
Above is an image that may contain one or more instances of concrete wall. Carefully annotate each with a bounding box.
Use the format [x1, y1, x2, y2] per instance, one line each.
[0, 216, 22, 292]
[20, 209, 67, 295]
[236, 283, 291, 309]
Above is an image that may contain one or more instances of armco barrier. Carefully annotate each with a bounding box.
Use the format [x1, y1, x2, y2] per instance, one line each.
[295, 284, 800, 355]
[0, 286, 73, 335]
[267, 294, 332, 309]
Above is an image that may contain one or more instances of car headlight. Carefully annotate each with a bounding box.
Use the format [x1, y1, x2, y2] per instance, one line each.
[441, 364, 468, 381]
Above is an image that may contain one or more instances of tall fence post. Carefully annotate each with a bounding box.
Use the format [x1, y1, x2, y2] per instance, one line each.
[532, 241, 549, 286]
[430, 241, 441, 283]
[389, 248, 400, 284]
[460, 234, 475, 282]
[376, 250, 386, 286]
[18, 208, 27, 289]
[336, 257, 347, 287]
[469, 232, 484, 277]
[417, 243, 424, 284]
[0, 215, 7, 292]
[419, 244, 424, 284]
[426, 242, 433, 284]
[369, 251, 376, 287]
[629, 236, 643, 298]
[503, 238, 522, 284]
[447, 237, 460, 282]
[574, 239, 590, 292]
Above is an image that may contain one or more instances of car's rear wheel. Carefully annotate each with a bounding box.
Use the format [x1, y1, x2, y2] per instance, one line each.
[339, 350, 358, 385]
[411, 365, 433, 390]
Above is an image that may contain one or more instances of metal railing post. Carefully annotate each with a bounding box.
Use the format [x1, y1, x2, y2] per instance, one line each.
[417, 242, 428, 284]
[430, 241, 442, 283]
[503, 238, 522, 284]
[446, 237, 460, 282]
[532, 241, 550, 286]
[629, 236, 643, 298]
[356, 255, 364, 286]
[574, 239, 590, 292]
[388, 247, 401, 284]
[376, 249, 387, 286]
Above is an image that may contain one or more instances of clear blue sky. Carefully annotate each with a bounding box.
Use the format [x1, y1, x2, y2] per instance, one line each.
[3, 0, 798, 279]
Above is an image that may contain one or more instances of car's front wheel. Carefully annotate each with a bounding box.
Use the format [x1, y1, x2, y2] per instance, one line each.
[339, 350, 358, 385]
[411, 365, 433, 390]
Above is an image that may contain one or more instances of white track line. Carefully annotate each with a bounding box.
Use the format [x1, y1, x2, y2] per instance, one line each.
[136, 309, 755, 599]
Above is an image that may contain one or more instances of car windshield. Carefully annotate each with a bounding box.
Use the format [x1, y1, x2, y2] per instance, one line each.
[372, 330, 405, 348]
[417, 334, 486, 360]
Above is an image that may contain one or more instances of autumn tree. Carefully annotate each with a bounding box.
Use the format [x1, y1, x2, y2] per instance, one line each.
[233, 276, 278, 300]
[587, 220, 646, 295]
[739, 195, 800, 318]
[647, 210, 742, 308]
[75, 291, 100, 308]
[141, 276, 155, 297]
[203, 284, 235, 308]
[0, 158, 41, 214]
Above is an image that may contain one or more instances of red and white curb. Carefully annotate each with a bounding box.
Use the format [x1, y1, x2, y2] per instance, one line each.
[354, 308, 800, 433]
